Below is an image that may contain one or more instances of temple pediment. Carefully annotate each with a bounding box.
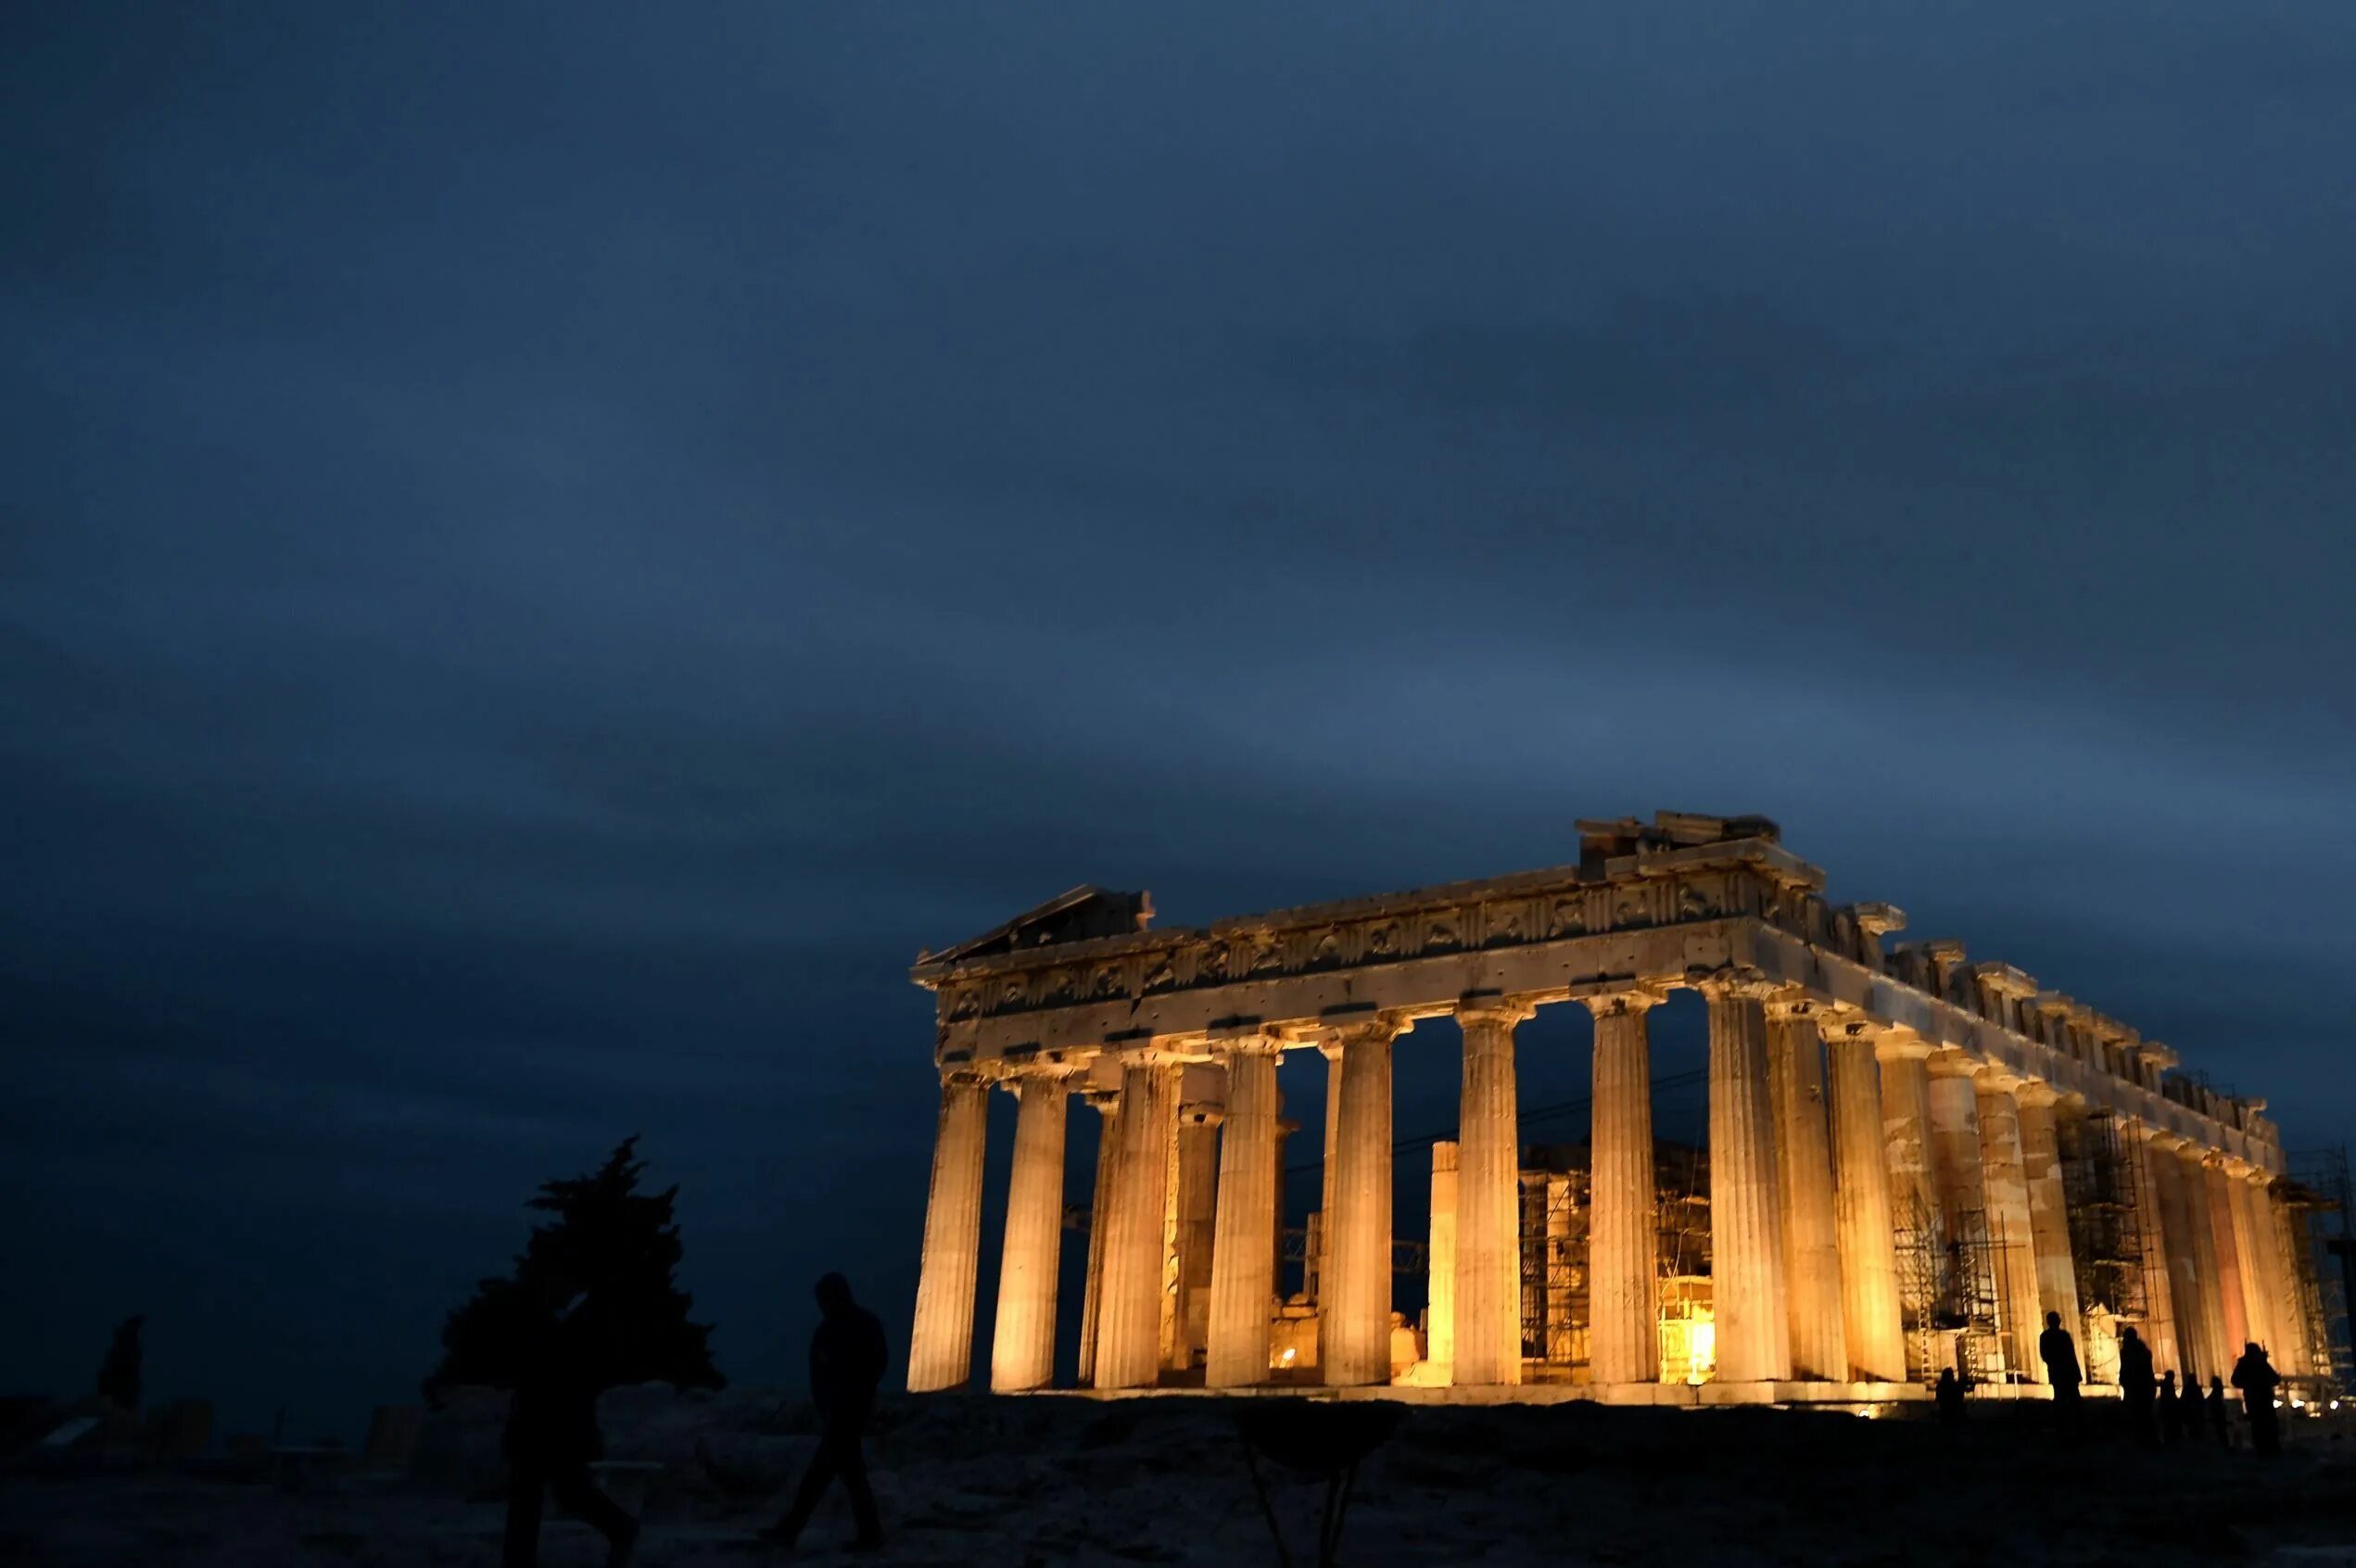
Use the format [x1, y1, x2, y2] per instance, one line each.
[923, 886, 1155, 966]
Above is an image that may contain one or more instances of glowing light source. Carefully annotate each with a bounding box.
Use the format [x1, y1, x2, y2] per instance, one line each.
[1279, 1347, 1297, 1367]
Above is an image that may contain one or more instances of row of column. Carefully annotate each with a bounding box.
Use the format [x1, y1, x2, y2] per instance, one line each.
[906, 986, 2311, 1394]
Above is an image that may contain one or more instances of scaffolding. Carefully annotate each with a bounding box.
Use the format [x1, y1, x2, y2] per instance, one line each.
[1656, 1139, 1713, 1385]
[2290, 1144, 2356, 1392]
[1892, 1190, 1939, 1382]
[2060, 1110, 2149, 1381]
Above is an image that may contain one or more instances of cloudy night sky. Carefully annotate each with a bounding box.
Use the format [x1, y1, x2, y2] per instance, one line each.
[5, 5, 2353, 1434]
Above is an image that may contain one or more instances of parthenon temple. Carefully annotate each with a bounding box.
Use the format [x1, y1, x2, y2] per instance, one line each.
[905, 813, 2330, 1404]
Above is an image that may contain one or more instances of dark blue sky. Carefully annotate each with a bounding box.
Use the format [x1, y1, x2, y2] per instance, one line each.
[5, 4, 2353, 1435]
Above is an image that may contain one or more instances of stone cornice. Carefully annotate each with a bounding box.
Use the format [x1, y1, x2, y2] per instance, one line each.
[917, 840, 1811, 1023]
[922, 820, 2277, 1173]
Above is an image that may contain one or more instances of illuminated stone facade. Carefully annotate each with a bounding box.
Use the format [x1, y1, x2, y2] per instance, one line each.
[904, 813, 2312, 1402]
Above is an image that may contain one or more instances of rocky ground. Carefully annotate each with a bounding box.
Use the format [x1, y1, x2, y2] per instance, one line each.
[7, 1388, 2356, 1566]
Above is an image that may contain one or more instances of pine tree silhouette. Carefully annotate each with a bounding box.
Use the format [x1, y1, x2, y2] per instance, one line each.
[432, 1136, 723, 1392]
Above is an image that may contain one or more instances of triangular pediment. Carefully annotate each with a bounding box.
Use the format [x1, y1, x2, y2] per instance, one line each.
[925, 886, 1153, 966]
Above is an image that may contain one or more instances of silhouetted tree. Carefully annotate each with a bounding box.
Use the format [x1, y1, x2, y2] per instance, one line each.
[432, 1136, 722, 1393]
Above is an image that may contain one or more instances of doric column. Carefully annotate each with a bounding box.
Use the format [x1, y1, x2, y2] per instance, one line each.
[1877, 1031, 1941, 1246]
[989, 1071, 1072, 1392]
[1975, 1074, 2045, 1381]
[1077, 1088, 1121, 1386]
[2154, 1138, 2220, 1382]
[1826, 1018, 1906, 1382]
[1453, 997, 1530, 1387]
[1273, 1114, 1294, 1300]
[908, 1071, 990, 1392]
[1095, 1055, 1178, 1390]
[1875, 1029, 1940, 1379]
[1704, 980, 1790, 1384]
[1926, 1052, 1997, 1374]
[1585, 987, 1663, 1385]
[2224, 1162, 2279, 1360]
[1171, 1099, 1222, 1371]
[2270, 1188, 2322, 1378]
[1426, 1141, 1458, 1373]
[2015, 1085, 2082, 1376]
[1324, 1015, 1404, 1386]
[1314, 1043, 1344, 1306]
[1766, 997, 1845, 1381]
[2201, 1154, 2250, 1356]
[1206, 1034, 1281, 1388]
[2126, 1122, 2182, 1375]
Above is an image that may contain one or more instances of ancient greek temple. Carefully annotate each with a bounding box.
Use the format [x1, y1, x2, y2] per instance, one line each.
[905, 812, 2329, 1404]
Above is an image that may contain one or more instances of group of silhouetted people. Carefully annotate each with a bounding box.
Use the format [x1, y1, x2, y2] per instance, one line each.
[501, 1269, 888, 1566]
[2112, 1323, 2284, 1456]
[1930, 1315, 2290, 1460]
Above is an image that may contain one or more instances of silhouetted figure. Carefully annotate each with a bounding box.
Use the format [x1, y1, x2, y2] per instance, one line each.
[2039, 1311, 2082, 1425]
[2118, 1326, 2156, 1446]
[2232, 1343, 2282, 1457]
[95, 1316, 143, 1415]
[761, 1273, 888, 1553]
[502, 1272, 638, 1568]
[2160, 1370, 2183, 1445]
[2207, 1376, 2234, 1448]
[1935, 1367, 1966, 1423]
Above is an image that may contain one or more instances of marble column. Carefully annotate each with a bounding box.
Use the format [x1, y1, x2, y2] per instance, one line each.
[1706, 982, 1790, 1384]
[1975, 1076, 2045, 1381]
[908, 1072, 990, 1392]
[2128, 1124, 2182, 1376]
[1926, 1053, 1996, 1373]
[2202, 1155, 2250, 1356]
[2155, 1139, 2220, 1382]
[2225, 1165, 2279, 1359]
[1766, 999, 1845, 1381]
[1207, 1035, 1281, 1388]
[1426, 1140, 1458, 1373]
[2270, 1190, 2320, 1378]
[1273, 1114, 1294, 1300]
[1826, 1019, 1906, 1382]
[1095, 1056, 1177, 1391]
[989, 1072, 1071, 1392]
[1171, 1100, 1222, 1371]
[1324, 1017, 1402, 1386]
[1315, 1044, 1344, 1307]
[1877, 1032, 1941, 1250]
[2015, 1086, 2082, 1374]
[1586, 988, 1662, 1385]
[1453, 999, 1529, 1387]
[1078, 1088, 1121, 1386]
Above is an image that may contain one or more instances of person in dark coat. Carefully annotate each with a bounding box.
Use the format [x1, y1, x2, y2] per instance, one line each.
[1934, 1367, 1966, 1423]
[2207, 1376, 2235, 1448]
[2159, 1370, 2183, 1445]
[95, 1316, 144, 1415]
[761, 1272, 889, 1552]
[2038, 1311, 2082, 1425]
[502, 1271, 638, 1568]
[2118, 1326, 2156, 1446]
[2232, 1343, 2282, 1457]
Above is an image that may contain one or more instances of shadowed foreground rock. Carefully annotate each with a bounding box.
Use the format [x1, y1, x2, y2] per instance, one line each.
[6, 1392, 2356, 1565]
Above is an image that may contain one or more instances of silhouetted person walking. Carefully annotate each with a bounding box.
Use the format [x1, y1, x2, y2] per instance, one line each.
[2232, 1343, 2281, 1457]
[762, 1272, 887, 1553]
[503, 1271, 638, 1568]
[2118, 1326, 2156, 1447]
[2038, 1311, 2081, 1426]
[95, 1316, 143, 1415]
[2160, 1370, 2183, 1445]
